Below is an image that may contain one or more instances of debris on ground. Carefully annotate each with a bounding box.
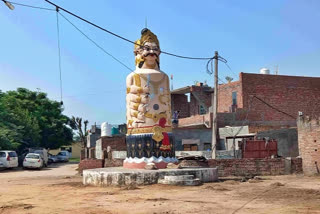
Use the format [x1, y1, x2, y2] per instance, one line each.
[177, 156, 209, 168]
[145, 163, 157, 170]
[270, 182, 285, 187]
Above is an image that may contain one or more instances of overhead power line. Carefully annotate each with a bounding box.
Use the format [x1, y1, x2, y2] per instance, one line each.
[253, 95, 296, 119]
[3, 0, 54, 10]
[58, 12, 133, 71]
[44, 0, 222, 61]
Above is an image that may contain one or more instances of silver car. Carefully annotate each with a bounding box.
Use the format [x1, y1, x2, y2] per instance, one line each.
[56, 151, 69, 162]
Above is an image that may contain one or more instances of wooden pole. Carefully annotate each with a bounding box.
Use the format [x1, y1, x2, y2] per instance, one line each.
[212, 51, 218, 159]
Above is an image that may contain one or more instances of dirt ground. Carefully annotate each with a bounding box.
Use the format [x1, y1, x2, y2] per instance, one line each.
[1, 163, 320, 214]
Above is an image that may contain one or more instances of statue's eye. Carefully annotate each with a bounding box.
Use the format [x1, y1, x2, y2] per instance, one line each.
[144, 46, 150, 51]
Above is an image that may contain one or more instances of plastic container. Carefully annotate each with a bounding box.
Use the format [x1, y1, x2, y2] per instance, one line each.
[101, 122, 112, 137]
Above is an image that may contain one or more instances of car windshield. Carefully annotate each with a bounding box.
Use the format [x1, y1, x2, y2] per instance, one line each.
[58, 152, 66, 156]
[0, 152, 6, 157]
[26, 154, 40, 159]
[9, 152, 17, 157]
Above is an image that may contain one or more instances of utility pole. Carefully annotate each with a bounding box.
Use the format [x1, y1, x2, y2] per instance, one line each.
[212, 51, 218, 159]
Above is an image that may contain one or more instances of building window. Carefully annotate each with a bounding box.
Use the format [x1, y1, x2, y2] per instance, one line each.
[183, 144, 198, 151]
[199, 105, 206, 115]
[232, 91, 237, 105]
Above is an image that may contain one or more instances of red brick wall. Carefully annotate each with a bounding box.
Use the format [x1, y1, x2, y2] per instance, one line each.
[78, 159, 103, 173]
[291, 157, 303, 174]
[101, 136, 126, 151]
[178, 113, 212, 127]
[189, 86, 212, 116]
[171, 94, 190, 118]
[298, 116, 320, 175]
[241, 73, 320, 121]
[217, 73, 320, 130]
[218, 81, 242, 112]
[208, 158, 302, 177]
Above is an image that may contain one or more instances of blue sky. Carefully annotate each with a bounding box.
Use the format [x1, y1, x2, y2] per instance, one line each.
[1, 0, 319, 126]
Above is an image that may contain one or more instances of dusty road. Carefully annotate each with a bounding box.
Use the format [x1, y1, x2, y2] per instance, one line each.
[1, 163, 320, 214]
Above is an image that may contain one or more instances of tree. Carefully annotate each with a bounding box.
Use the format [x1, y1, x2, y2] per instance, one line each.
[0, 88, 73, 152]
[69, 116, 89, 148]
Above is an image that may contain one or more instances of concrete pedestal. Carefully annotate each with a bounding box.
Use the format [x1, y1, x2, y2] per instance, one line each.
[83, 167, 218, 186]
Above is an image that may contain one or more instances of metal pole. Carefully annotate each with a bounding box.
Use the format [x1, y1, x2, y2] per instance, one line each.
[212, 51, 218, 159]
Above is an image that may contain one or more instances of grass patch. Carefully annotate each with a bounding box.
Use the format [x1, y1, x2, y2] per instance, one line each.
[69, 158, 80, 162]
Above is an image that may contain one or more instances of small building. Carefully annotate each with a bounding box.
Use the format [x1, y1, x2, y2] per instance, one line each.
[171, 84, 213, 152]
[49, 141, 82, 159]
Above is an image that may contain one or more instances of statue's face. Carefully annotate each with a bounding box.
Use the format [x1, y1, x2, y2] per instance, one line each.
[141, 42, 160, 69]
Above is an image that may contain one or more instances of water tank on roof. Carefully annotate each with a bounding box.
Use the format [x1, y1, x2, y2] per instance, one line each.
[260, 68, 270, 74]
[101, 122, 112, 137]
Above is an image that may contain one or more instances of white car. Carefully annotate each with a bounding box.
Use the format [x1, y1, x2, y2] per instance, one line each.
[23, 153, 44, 169]
[0, 150, 19, 169]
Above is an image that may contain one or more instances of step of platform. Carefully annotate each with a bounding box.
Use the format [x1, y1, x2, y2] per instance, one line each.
[163, 175, 195, 181]
[158, 178, 202, 186]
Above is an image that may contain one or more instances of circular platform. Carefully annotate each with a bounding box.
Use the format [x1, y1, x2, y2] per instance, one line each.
[83, 167, 218, 186]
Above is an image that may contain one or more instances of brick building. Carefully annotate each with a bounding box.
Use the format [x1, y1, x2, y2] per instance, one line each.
[171, 84, 213, 151]
[171, 73, 320, 154]
[218, 72, 320, 132]
[298, 116, 320, 175]
[171, 83, 213, 118]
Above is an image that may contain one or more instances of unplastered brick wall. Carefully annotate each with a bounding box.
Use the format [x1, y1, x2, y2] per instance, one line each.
[218, 73, 320, 127]
[171, 94, 190, 118]
[241, 73, 320, 122]
[218, 81, 242, 112]
[178, 113, 212, 127]
[208, 158, 302, 177]
[78, 159, 103, 173]
[101, 135, 127, 151]
[189, 86, 212, 116]
[298, 116, 320, 175]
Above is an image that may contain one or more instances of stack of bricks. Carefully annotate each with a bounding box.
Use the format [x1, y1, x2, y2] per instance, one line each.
[78, 159, 103, 173]
[298, 116, 320, 175]
[208, 158, 296, 177]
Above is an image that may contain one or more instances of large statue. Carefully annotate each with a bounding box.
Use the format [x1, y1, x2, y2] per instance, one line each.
[124, 28, 177, 168]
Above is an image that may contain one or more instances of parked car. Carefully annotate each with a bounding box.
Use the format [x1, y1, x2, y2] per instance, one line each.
[23, 153, 44, 169]
[0, 150, 19, 169]
[29, 148, 48, 167]
[56, 151, 69, 162]
[48, 153, 59, 164]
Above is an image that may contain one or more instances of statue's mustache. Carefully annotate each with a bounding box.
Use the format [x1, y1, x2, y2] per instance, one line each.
[144, 53, 158, 58]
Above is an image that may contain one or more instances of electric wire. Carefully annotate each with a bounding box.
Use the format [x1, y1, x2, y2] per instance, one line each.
[3, 0, 55, 11]
[44, 0, 220, 61]
[59, 12, 133, 72]
[58, 12, 173, 93]
[253, 95, 296, 119]
[56, 8, 63, 104]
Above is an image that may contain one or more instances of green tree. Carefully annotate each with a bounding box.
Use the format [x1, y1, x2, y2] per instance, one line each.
[0, 88, 73, 152]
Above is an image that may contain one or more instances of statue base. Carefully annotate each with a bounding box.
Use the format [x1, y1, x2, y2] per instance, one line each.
[123, 156, 178, 169]
[125, 133, 176, 169]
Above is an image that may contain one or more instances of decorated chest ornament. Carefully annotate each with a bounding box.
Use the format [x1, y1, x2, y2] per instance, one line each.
[152, 117, 171, 151]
